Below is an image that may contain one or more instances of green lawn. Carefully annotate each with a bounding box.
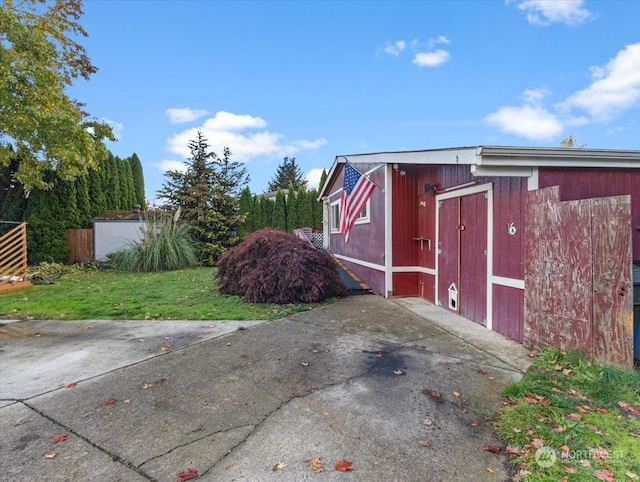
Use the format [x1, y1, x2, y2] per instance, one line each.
[496, 349, 640, 481]
[0, 267, 319, 320]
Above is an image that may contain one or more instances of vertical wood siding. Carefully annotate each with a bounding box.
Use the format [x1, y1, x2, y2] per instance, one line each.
[492, 285, 524, 342]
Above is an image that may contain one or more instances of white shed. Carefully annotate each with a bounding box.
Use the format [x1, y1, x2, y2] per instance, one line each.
[92, 208, 148, 261]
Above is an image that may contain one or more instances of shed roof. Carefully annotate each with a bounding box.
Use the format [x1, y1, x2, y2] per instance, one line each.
[92, 210, 148, 221]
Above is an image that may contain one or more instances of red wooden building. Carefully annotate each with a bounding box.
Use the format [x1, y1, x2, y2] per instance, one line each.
[319, 146, 640, 369]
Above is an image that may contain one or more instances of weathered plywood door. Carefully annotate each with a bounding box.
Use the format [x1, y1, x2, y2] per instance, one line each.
[437, 192, 488, 325]
[525, 187, 634, 369]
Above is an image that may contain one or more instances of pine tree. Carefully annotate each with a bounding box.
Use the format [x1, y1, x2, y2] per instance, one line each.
[74, 174, 92, 228]
[319, 168, 328, 192]
[298, 187, 313, 228]
[237, 187, 255, 238]
[272, 189, 287, 231]
[156, 131, 249, 264]
[267, 157, 308, 192]
[286, 183, 299, 231]
[0, 156, 27, 223]
[119, 157, 136, 210]
[128, 153, 146, 208]
[24, 172, 70, 263]
[88, 165, 107, 217]
[259, 196, 274, 230]
[309, 188, 323, 230]
[104, 153, 120, 209]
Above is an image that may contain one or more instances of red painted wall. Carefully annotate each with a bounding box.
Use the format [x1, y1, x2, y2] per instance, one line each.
[327, 163, 386, 293]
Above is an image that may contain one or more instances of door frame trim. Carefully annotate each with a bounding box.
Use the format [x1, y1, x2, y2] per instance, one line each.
[435, 182, 493, 328]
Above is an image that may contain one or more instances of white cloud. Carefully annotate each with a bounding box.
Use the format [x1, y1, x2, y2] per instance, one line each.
[384, 41, 406, 56]
[164, 111, 326, 166]
[413, 49, 450, 68]
[486, 43, 640, 140]
[156, 159, 188, 172]
[305, 168, 325, 190]
[101, 117, 124, 140]
[558, 43, 640, 121]
[485, 88, 564, 140]
[166, 108, 209, 124]
[428, 35, 450, 48]
[515, 0, 593, 26]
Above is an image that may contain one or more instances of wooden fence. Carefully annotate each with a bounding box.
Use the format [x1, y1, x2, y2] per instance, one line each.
[66, 229, 94, 264]
[0, 222, 31, 294]
[524, 186, 634, 369]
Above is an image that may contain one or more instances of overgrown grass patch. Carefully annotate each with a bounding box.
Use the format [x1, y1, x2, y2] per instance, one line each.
[1, 267, 325, 320]
[496, 349, 640, 481]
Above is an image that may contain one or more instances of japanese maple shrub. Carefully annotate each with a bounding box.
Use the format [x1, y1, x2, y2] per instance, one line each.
[216, 228, 346, 303]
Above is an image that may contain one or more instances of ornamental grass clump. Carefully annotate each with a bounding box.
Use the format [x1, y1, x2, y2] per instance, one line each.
[216, 228, 346, 303]
[108, 209, 198, 272]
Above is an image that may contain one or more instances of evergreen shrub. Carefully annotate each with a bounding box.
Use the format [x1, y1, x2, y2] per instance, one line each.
[216, 228, 346, 303]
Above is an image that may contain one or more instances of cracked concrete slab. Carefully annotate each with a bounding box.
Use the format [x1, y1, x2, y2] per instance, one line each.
[0, 295, 529, 481]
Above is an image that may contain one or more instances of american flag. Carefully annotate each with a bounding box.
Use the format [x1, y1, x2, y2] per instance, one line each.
[339, 162, 376, 244]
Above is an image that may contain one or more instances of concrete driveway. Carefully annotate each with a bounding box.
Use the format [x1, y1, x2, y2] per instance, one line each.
[0, 295, 530, 481]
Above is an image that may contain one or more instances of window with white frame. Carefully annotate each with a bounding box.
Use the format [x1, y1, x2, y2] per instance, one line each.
[331, 199, 370, 232]
[330, 201, 340, 232]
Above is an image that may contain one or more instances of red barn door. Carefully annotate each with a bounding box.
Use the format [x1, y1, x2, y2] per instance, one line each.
[437, 191, 488, 325]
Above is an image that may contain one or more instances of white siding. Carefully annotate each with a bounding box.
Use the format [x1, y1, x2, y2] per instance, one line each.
[93, 221, 146, 261]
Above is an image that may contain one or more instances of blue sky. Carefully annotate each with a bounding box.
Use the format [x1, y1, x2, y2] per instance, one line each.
[68, 0, 640, 203]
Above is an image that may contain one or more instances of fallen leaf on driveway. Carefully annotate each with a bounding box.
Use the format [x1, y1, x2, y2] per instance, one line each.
[66, 383, 76, 389]
[471, 420, 481, 427]
[422, 418, 433, 426]
[486, 467, 495, 474]
[483, 445, 501, 456]
[272, 462, 287, 471]
[14, 420, 29, 426]
[51, 434, 68, 443]
[334, 460, 353, 472]
[476, 369, 487, 375]
[453, 391, 461, 397]
[141, 383, 154, 390]
[393, 369, 405, 376]
[102, 398, 117, 406]
[418, 439, 430, 447]
[176, 468, 198, 481]
[44, 453, 56, 459]
[301, 362, 310, 367]
[423, 390, 441, 398]
[306, 457, 324, 473]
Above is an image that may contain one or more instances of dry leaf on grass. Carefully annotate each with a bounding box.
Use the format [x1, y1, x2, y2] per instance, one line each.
[593, 469, 615, 482]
